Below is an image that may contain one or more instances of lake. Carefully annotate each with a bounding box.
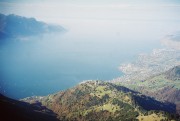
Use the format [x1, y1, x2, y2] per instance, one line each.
[0, 19, 178, 99]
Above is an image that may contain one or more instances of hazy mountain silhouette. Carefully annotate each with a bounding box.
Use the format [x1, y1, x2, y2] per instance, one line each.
[0, 13, 65, 39]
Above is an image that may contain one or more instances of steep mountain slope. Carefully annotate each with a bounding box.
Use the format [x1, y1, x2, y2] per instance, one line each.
[0, 13, 65, 39]
[116, 66, 180, 115]
[164, 65, 180, 81]
[22, 81, 178, 121]
[0, 94, 59, 121]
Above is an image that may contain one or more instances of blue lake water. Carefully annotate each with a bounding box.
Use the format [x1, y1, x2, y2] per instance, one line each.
[0, 20, 176, 99]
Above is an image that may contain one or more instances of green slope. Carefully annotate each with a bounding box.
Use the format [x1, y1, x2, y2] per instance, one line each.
[22, 81, 178, 121]
[115, 66, 180, 115]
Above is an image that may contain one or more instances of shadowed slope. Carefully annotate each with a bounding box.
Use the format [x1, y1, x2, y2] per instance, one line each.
[0, 94, 60, 121]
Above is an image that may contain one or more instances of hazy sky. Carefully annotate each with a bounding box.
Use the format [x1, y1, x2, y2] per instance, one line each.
[1, 0, 180, 39]
[1, 0, 180, 23]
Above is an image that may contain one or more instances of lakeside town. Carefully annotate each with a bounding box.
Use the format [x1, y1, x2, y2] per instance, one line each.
[112, 48, 180, 83]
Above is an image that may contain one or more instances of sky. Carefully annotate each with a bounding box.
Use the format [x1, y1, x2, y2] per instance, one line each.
[1, 0, 180, 24]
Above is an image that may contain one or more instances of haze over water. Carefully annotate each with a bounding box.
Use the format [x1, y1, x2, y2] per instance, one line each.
[0, 0, 180, 99]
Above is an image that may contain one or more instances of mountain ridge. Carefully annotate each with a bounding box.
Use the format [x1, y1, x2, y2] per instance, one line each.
[164, 65, 180, 81]
[0, 13, 65, 39]
[22, 81, 178, 121]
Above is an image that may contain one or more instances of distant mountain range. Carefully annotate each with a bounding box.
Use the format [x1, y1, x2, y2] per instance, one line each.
[0, 13, 65, 39]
